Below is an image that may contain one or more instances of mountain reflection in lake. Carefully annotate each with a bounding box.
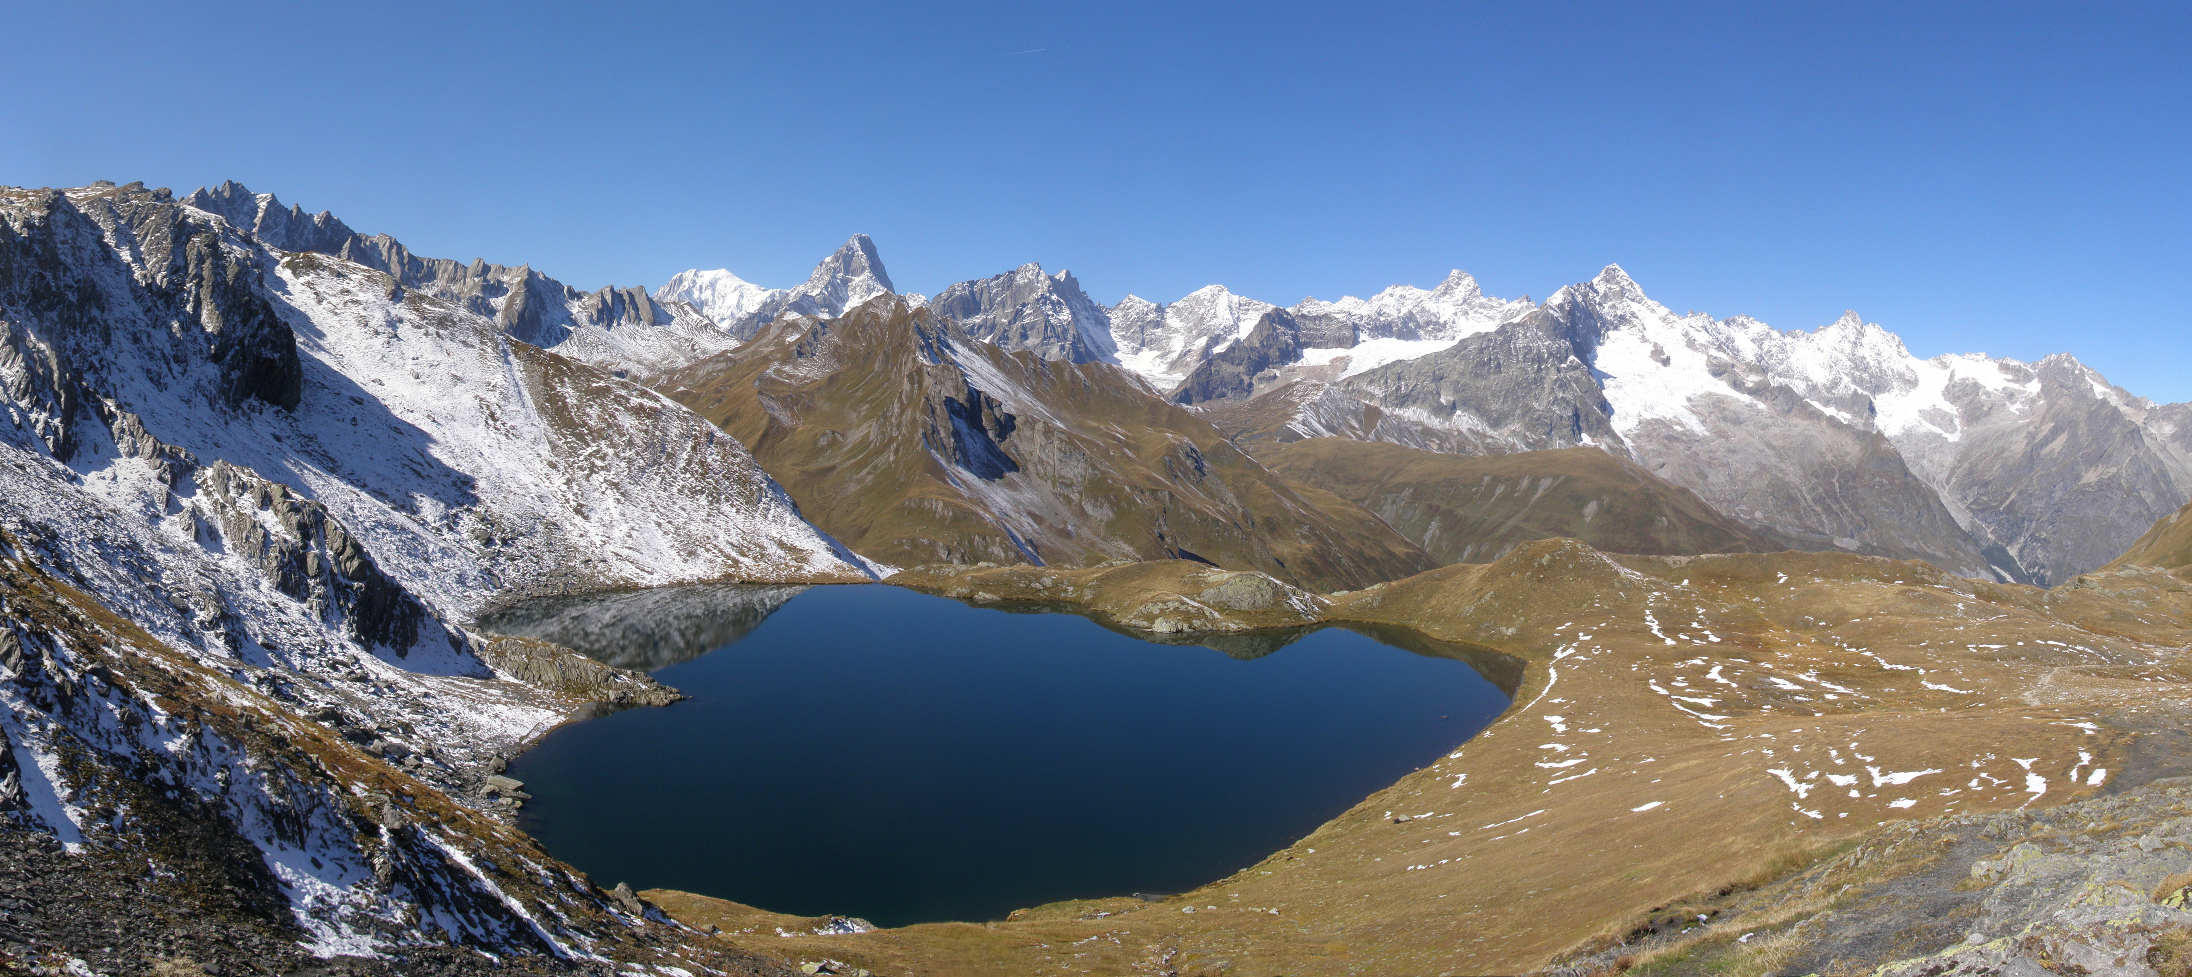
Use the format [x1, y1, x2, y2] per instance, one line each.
[480, 583, 810, 671]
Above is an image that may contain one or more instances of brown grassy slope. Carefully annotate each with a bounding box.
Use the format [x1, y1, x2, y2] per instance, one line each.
[2108, 499, 2192, 573]
[1260, 438, 1784, 563]
[656, 300, 1433, 591]
[652, 541, 2192, 976]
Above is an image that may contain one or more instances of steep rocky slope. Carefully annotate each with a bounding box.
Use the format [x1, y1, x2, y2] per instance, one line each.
[1259, 439, 1784, 564]
[0, 528, 797, 975]
[657, 299, 1433, 591]
[0, 180, 867, 968]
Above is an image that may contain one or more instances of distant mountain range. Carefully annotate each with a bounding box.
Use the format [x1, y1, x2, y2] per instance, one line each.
[173, 179, 2192, 586]
[662, 233, 2188, 588]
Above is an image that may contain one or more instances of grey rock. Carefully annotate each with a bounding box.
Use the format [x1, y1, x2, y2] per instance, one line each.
[928, 262, 1115, 363]
[183, 181, 739, 375]
[1172, 308, 1309, 404]
[190, 460, 458, 658]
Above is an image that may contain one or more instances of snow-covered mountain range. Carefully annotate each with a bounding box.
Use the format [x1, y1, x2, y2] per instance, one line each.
[659, 234, 901, 344]
[144, 182, 2192, 585]
[665, 243, 2188, 585]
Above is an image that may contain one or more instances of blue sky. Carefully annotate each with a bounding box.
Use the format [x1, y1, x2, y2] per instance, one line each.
[6, 1, 2186, 399]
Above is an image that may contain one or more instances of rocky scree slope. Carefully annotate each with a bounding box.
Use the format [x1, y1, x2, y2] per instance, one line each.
[0, 180, 866, 968]
[656, 298, 1433, 592]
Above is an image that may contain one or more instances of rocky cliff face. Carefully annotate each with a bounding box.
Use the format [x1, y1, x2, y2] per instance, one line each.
[1170, 308, 1309, 404]
[926, 262, 1116, 363]
[190, 460, 447, 654]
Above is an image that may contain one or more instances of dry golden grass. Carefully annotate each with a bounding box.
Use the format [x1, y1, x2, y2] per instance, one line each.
[643, 539, 2192, 976]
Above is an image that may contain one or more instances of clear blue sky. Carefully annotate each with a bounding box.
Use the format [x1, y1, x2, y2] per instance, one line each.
[6, 1, 2186, 400]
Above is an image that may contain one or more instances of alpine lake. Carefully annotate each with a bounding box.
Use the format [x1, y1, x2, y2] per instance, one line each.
[485, 583, 1511, 927]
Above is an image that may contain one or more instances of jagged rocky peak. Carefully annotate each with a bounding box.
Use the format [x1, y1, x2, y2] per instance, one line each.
[181, 180, 356, 256]
[1428, 268, 1483, 300]
[796, 233, 895, 310]
[928, 259, 1116, 363]
[577, 284, 668, 329]
[1814, 309, 1906, 350]
[1591, 261, 1643, 293]
[178, 178, 263, 224]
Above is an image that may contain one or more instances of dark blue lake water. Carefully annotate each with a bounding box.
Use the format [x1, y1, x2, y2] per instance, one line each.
[493, 583, 1509, 927]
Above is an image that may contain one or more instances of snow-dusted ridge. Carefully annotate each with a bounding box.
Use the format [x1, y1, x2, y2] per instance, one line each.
[0, 181, 873, 965]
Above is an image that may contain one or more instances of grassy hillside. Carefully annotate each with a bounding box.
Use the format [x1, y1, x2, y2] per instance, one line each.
[658, 301, 1433, 591]
[2107, 500, 2192, 572]
[1260, 438, 1783, 563]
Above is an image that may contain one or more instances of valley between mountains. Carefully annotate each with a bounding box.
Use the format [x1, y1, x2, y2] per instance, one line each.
[2, 179, 2191, 977]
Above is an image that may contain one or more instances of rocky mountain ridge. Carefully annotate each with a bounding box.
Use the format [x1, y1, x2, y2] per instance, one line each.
[669, 233, 2186, 583]
[1182, 264, 2189, 584]
[0, 179, 868, 970]
[659, 235, 900, 343]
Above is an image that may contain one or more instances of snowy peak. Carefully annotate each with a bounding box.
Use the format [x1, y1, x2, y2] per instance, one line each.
[663, 234, 899, 340]
[793, 233, 895, 312]
[1431, 269, 1483, 300]
[1592, 262, 1641, 293]
[1113, 293, 1159, 317]
[1107, 284, 1279, 387]
[659, 267, 776, 326]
